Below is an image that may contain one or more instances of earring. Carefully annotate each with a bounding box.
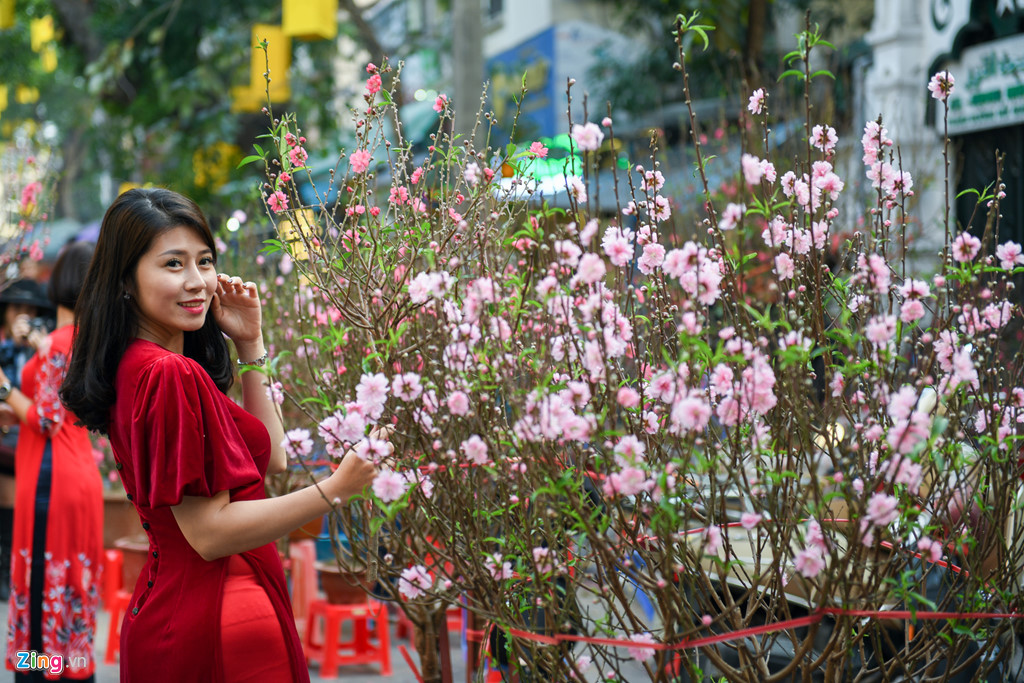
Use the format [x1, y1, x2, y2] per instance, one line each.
[123, 292, 131, 301]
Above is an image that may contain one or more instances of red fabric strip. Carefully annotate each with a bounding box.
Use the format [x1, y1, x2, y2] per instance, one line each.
[399, 644, 425, 683]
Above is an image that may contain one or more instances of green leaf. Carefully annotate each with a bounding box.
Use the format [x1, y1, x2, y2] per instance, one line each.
[778, 69, 805, 82]
[811, 69, 836, 81]
[236, 154, 264, 169]
[261, 238, 284, 255]
[370, 516, 386, 534]
[740, 252, 760, 267]
[691, 28, 710, 51]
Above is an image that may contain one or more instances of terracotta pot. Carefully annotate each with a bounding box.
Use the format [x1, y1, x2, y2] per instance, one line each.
[114, 534, 150, 590]
[103, 489, 142, 549]
[288, 515, 325, 542]
[316, 561, 371, 604]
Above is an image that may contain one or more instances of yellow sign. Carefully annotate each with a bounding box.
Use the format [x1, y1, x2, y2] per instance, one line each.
[278, 208, 317, 261]
[15, 85, 38, 104]
[40, 44, 57, 73]
[283, 0, 338, 41]
[250, 24, 291, 102]
[0, 0, 14, 30]
[230, 86, 264, 113]
[30, 15, 53, 52]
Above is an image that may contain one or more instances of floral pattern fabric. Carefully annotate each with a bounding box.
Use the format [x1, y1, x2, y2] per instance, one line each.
[6, 551, 100, 671]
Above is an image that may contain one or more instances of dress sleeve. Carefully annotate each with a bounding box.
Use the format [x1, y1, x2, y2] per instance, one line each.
[128, 354, 261, 508]
[25, 348, 68, 438]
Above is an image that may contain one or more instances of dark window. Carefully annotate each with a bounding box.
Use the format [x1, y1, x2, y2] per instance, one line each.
[954, 123, 1024, 350]
[955, 124, 1024, 247]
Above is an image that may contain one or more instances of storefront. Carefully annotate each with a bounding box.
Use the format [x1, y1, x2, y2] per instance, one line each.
[865, 0, 1024, 247]
[940, 7, 1024, 239]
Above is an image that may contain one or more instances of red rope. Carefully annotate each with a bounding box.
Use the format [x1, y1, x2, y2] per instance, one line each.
[504, 605, 1023, 654]
[399, 644, 424, 683]
[501, 606, 1015, 655]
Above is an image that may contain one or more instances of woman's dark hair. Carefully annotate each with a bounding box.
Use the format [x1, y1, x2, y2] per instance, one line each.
[48, 240, 96, 310]
[60, 188, 233, 433]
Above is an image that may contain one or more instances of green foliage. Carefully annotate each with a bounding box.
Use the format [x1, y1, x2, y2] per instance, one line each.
[0, 0, 340, 220]
[673, 11, 716, 51]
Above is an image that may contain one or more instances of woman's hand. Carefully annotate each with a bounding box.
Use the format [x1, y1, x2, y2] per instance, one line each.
[10, 315, 31, 346]
[210, 274, 262, 346]
[11, 315, 48, 354]
[329, 449, 380, 503]
[327, 426, 391, 503]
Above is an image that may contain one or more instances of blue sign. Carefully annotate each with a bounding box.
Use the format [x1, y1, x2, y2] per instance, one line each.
[486, 28, 557, 140]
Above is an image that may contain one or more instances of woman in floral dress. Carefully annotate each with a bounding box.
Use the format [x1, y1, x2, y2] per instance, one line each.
[4, 242, 103, 682]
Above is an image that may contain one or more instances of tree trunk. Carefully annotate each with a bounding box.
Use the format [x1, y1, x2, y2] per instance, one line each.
[49, 0, 103, 61]
[743, 0, 768, 92]
[57, 126, 87, 221]
[452, 0, 483, 142]
[414, 605, 452, 683]
[339, 0, 389, 65]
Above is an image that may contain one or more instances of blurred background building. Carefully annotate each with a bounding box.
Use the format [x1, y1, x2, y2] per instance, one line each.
[0, 0, 1020, 264]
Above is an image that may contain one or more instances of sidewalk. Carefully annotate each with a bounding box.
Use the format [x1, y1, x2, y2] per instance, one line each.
[0, 597, 468, 682]
[0, 567, 655, 681]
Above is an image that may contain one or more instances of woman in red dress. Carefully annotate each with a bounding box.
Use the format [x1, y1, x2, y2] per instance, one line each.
[3, 242, 104, 681]
[59, 189, 380, 683]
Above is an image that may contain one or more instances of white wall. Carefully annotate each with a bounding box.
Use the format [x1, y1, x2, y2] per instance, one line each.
[485, 0, 553, 57]
[863, 0, 949, 256]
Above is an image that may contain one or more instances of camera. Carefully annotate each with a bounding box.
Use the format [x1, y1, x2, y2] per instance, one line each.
[28, 317, 50, 334]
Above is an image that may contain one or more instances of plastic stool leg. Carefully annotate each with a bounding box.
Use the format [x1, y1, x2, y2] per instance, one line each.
[102, 549, 123, 608]
[320, 610, 341, 679]
[375, 602, 392, 675]
[104, 591, 129, 665]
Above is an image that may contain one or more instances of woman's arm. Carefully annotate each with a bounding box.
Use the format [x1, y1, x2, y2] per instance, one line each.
[233, 337, 286, 475]
[211, 274, 287, 474]
[0, 379, 31, 427]
[0, 342, 65, 438]
[171, 447, 378, 560]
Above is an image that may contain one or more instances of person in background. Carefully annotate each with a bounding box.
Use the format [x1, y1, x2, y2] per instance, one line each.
[59, 189, 379, 683]
[0, 279, 53, 602]
[1, 241, 103, 682]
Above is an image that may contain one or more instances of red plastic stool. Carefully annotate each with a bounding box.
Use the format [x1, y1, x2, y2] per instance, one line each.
[102, 549, 123, 608]
[304, 599, 392, 677]
[288, 539, 318, 631]
[395, 606, 414, 640]
[104, 589, 132, 664]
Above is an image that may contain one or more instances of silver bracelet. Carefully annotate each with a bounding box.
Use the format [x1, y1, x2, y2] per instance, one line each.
[237, 351, 269, 368]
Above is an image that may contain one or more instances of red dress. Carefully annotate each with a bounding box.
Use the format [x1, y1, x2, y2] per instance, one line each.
[107, 339, 308, 683]
[5, 324, 104, 679]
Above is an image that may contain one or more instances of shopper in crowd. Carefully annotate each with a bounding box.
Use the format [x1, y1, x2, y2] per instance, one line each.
[0, 278, 54, 603]
[2, 241, 103, 681]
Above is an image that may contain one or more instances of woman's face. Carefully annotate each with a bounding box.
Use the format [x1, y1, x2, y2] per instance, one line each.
[131, 226, 217, 352]
[4, 303, 36, 337]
